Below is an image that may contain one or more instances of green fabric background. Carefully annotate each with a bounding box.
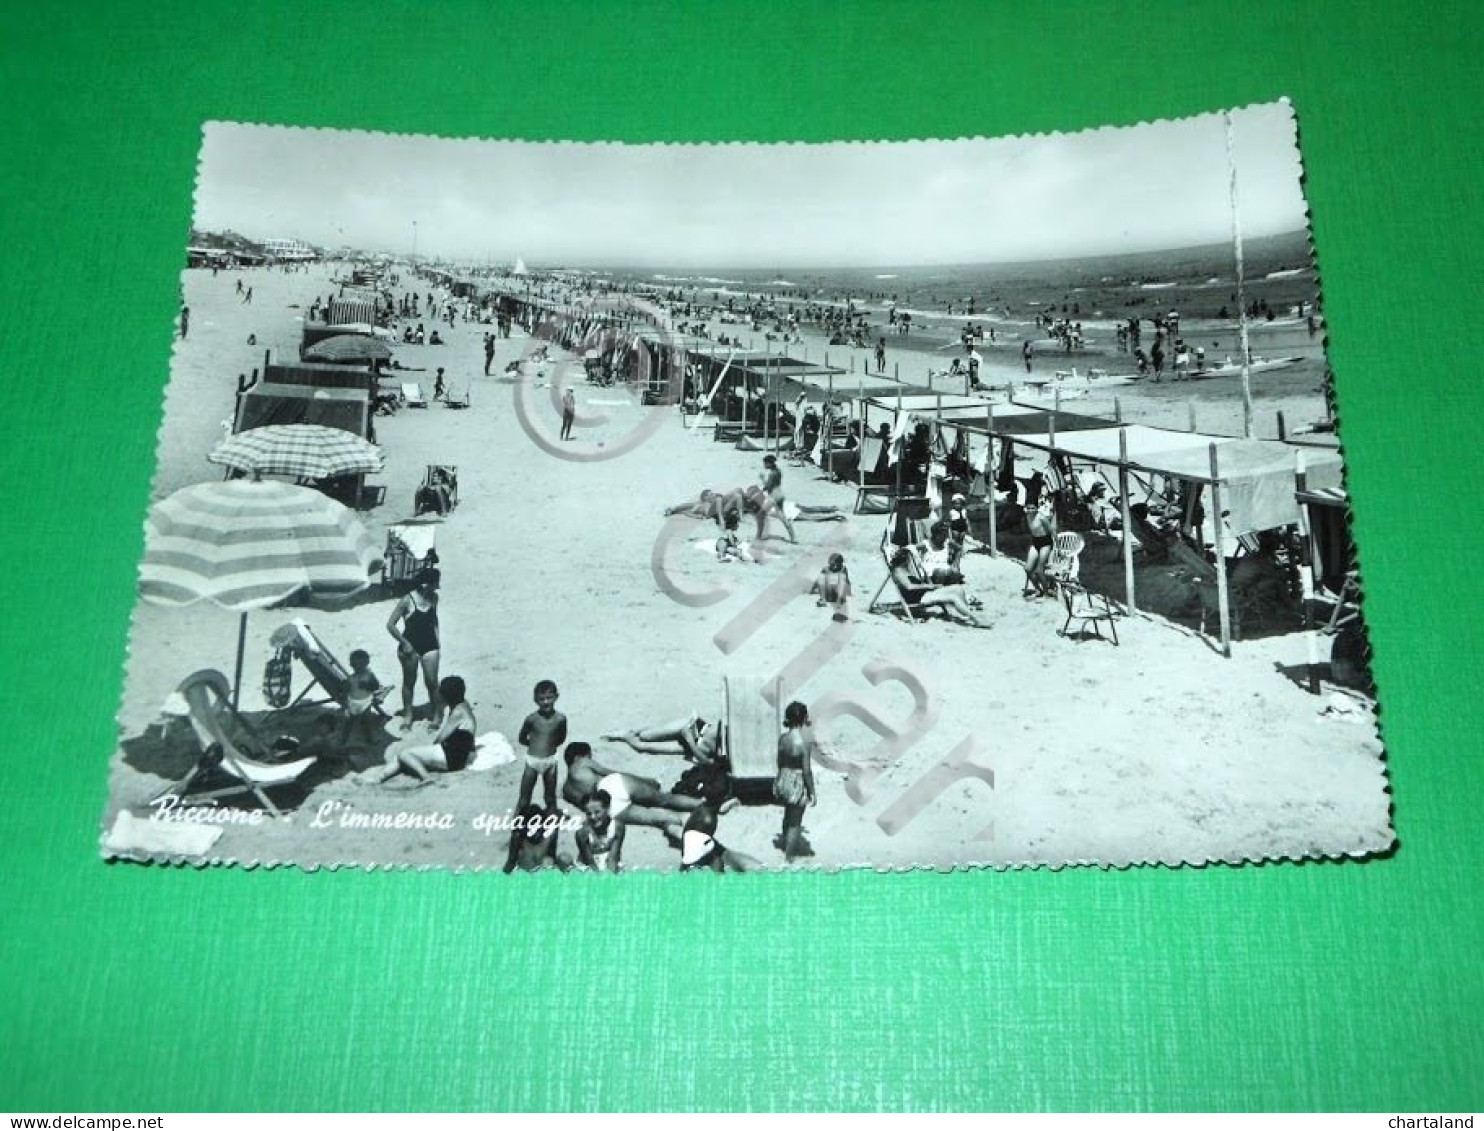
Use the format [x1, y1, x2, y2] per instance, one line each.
[1, 0, 1479, 1112]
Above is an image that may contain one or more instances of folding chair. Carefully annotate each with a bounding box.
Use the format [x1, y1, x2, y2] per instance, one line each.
[415, 465, 458, 516]
[401, 382, 428, 408]
[152, 670, 317, 819]
[382, 519, 439, 587]
[266, 622, 394, 720]
[1040, 532, 1120, 645]
[723, 674, 782, 803]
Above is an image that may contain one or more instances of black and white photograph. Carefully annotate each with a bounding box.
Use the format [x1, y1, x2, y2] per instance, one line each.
[101, 102, 1392, 871]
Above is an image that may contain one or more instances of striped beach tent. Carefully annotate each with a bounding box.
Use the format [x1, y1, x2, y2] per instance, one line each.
[207, 425, 384, 481]
[140, 480, 381, 702]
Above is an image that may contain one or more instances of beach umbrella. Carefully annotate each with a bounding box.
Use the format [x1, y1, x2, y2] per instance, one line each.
[303, 334, 393, 363]
[140, 480, 381, 706]
[207, 424, 385, 481]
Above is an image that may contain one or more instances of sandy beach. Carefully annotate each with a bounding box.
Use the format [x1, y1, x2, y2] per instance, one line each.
[104, 260, 1389, 871]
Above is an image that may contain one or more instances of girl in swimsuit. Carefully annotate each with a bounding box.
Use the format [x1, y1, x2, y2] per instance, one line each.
[576, 790, 625, 873]
[387, 568, 442, 728]
[774, 701, 817, 862]
[358, 676, 475, 787]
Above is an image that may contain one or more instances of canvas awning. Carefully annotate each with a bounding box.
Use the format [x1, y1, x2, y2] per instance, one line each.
[998, 423, 1344, 534]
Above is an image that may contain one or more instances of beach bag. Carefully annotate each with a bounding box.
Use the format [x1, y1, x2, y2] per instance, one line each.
[262, 647, 293, 709]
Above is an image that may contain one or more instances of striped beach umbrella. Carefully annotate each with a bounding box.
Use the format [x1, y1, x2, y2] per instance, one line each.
[303, 333, 393, 363]
[207, 424, 385, 480]
[140, 480, 381, 704]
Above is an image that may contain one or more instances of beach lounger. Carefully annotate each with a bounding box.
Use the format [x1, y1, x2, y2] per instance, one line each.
[401, 382, 428, 408]
[723, 674, 782, 803]
[414, 465, 458, 516]
[382, 519, 439, 587]
[152, 669, 317, 819]
[266, 622, 393, 719]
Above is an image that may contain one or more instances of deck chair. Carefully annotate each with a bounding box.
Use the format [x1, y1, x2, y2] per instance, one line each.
[153, 670, 317, 819]
[382, 519, 439, 586]
[867, 543, 938, 623]
[401, 381, 428, 408]
[867, 499, 942, 623]
[267, 622, 393, 719]
[1042, 533, 1121, 645]
[724, 674, 782, 803]
[414, 465, 459, 516]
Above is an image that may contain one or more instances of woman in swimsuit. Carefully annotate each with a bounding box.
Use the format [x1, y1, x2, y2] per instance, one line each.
[602, 715, 724, 765]
[358, 676, 475, 787]
[775, 701, 817, 862]
[756, 456, 798, 544]
[1024, 495, 1058, 598]
[387, 567, 442, 727]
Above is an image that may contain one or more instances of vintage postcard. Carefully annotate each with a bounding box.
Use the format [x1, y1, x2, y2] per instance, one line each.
[102, 102, 1392, 871]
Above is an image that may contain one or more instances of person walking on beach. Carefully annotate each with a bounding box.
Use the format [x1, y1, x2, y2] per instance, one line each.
[560, 386, 576, 440]
[758, 454, 798, 544]
[235, 278, 243, 295]
[875, 337, 887, 373]
[1021, 340, 1034, 373]
[242, 286, 253, 305]
[179, 305, 189, 339]
[433, 367, 446, 401]
[483, 333, 495, 375]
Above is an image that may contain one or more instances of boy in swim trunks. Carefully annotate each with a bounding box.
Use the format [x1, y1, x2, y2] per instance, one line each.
[517, 679, 567, 812]
[335, 648, 386, 750]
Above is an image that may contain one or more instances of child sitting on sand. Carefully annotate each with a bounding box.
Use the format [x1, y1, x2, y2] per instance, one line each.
[810, 553, 852, 620]
[502, 805, 572, 873]
[517, 679, 567, 813]
[335, 648, 386, 749]
[716, 512, 749, 563]
[575, 790, 625, 873]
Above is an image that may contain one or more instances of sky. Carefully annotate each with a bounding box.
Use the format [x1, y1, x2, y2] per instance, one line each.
[194, 102, 1309, 269]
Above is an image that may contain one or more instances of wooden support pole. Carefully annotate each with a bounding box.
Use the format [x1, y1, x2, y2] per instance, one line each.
[1209, 443, 1232, 658]
[1295, 454, 1320, 694]
[1119, 427, 1136, 612]
[1188, 402, 1197, 432]
[1114, 396, 1122, 424]
[1277, 410, 1287, 441]
[987, 404, 998, 556]
[826, 369, 834, 478]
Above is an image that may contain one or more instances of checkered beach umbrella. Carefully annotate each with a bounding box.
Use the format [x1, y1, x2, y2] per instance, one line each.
[302, 333, 393, 363]
[207, 425, 385, 480]
[140, 480, 380, 611]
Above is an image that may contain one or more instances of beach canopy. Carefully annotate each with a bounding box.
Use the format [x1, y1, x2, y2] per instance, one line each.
[1001, 424, 1345, 535]
[140, 480, 380, 611]
[303, 334, 393, 363]
[235, 382, 370, 438]
[207, 424, 385, 481]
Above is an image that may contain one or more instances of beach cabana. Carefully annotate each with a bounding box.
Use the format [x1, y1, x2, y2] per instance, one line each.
[264, 361, 378, 392]
[235, 382, 371, 439]
[985, 423, 1344, 654]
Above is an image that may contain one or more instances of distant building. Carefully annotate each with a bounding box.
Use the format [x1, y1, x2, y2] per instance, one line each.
[263, 238, 319, 263]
